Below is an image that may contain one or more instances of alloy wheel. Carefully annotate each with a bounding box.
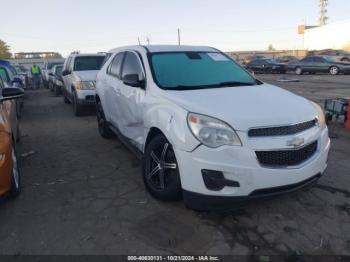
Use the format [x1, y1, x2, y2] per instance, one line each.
[147, 142, 178, 190]
[330, 66, 339, 75]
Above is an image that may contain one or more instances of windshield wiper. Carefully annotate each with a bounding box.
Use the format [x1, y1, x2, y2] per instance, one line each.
[167, 81, 257, 90]
[218, 81, 257, 87]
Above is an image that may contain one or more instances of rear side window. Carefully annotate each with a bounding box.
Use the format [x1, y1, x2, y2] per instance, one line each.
[108, 53, 124, 79]
[73, 56, 105, 71]
[121, 52, 144, 80]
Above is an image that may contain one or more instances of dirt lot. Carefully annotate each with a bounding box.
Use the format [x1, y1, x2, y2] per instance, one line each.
[0, 74, 349, 257]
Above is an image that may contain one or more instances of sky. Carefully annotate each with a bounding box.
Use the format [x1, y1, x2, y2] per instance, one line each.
[1, 0, 350, 57]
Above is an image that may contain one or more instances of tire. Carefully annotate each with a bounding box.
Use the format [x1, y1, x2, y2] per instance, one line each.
[49, 82, 53, 92]
[295, 67, 303, 75]
[9, 143, 21, 198]
[329, 66, 339, 75]
[143, 135, 182, 201]
[96, 100, 114, 138]
[63, 90, 70, 104]
[54, 86, 60, 96]
[72, 92, 83, 116]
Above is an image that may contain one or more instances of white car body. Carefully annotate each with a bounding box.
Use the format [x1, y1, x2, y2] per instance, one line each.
[96, 45, 330, 210]
[62, 53, 106, 115]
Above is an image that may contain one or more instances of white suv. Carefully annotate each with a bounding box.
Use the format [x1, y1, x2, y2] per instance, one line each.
[62, 53, 106, 116]
[96, 45, 330, 210]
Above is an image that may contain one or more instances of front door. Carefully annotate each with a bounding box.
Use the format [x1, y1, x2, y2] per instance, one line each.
[118, 51, 146, 150]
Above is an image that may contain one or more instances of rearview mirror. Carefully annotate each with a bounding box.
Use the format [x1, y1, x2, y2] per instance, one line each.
[1, 87, 24, 101]
[123, 74, 145, 88]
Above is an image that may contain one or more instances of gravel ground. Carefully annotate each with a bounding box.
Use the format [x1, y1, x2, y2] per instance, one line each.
[0, 74, 349, 258]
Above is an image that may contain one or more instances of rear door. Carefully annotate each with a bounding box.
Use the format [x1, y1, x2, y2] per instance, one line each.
[313, 57, 329, 73]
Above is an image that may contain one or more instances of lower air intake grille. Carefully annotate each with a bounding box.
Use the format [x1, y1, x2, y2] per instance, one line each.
[255, 141, 317, 167]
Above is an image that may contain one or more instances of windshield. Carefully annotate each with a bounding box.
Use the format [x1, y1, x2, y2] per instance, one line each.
[150, 52, 258, 90]
[74, 56, 105, 71]
[56, 66, 63, 75]
[48, 62, 63, 70]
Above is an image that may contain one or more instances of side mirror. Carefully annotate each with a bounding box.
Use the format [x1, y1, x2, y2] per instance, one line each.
[62, 70, 70, 76]
[1, 87, 24, 101]
[123, 74, 145, 88]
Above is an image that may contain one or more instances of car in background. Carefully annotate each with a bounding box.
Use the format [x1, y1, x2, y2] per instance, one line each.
[42, 60, 64, 88]
[95, 45, 329, 210]
[288, 56, 350, 75]
[62, 53, 106, 116]
[245, 58, 286, 74]
[0, 77, 24, 199]
[48, 64, 64, 95]
[276, 56, 299, 64]
[13, 65, 29, 88]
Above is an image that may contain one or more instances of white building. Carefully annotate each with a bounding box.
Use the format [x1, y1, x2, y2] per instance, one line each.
[303, 19, 350, 51]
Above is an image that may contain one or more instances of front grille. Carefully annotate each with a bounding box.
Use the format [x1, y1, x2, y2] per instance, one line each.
[255, 141, 318, 167]
[248, 119, 317, 137]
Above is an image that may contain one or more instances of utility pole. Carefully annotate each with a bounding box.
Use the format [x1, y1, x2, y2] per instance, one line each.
[177, 28, 181, 45]
[319, 0, 329, 26]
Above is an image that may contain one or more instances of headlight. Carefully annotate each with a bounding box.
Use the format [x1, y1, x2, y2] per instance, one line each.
[75, 81, 96, 90]
[187, 113, 242, 148]
[311, 102, 326, 129]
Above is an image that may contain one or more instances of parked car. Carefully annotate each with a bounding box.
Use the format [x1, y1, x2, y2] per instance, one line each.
[48, 64, 64, 95]
[42, 60, 64, 88]
[0, 77, 24, 199]
[288, 56, 350, 75]
[62, 53, 106, 116]
[245, 58, 286, 74]
[95, 45, 330, 210]
[0, 66, 24, 118]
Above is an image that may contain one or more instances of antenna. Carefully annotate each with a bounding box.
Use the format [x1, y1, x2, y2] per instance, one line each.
[137, 37, 141, 45]
[319, 0, 329, 26]
[177, 28, 181, 45]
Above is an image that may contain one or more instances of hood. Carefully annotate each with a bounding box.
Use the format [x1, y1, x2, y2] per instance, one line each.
[160, 83, 317, 131]
[73, 70, 99, 81]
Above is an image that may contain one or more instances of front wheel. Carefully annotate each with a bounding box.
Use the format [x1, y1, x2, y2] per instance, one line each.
[329, 66, 339, 75]
[143, 135, 182, 201]
[72, 92, 83, 116]
[9, 144, 21, 198]
[96, 101, 114, 138]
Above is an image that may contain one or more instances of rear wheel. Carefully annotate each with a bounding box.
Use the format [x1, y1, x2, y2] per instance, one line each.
[9, 144, 21, 198]
[143, 135, 182, 201]
[329, 66, 339, 75]
[295, 67, 303, 75]
[96, 100, 114, 138]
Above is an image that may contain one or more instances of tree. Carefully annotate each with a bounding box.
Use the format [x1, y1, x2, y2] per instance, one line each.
[0, 39, 12, 59]
[267, 44, 276, 52]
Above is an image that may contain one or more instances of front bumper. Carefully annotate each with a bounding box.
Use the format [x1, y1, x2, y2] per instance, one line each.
[175, 128, 330, 210]
[76, 90, 96, 106]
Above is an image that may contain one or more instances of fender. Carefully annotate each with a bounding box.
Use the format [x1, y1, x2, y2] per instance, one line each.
[143, 95, 200, 153]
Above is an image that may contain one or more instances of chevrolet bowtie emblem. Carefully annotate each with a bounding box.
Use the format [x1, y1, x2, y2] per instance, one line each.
[287, 137, 305, 148]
